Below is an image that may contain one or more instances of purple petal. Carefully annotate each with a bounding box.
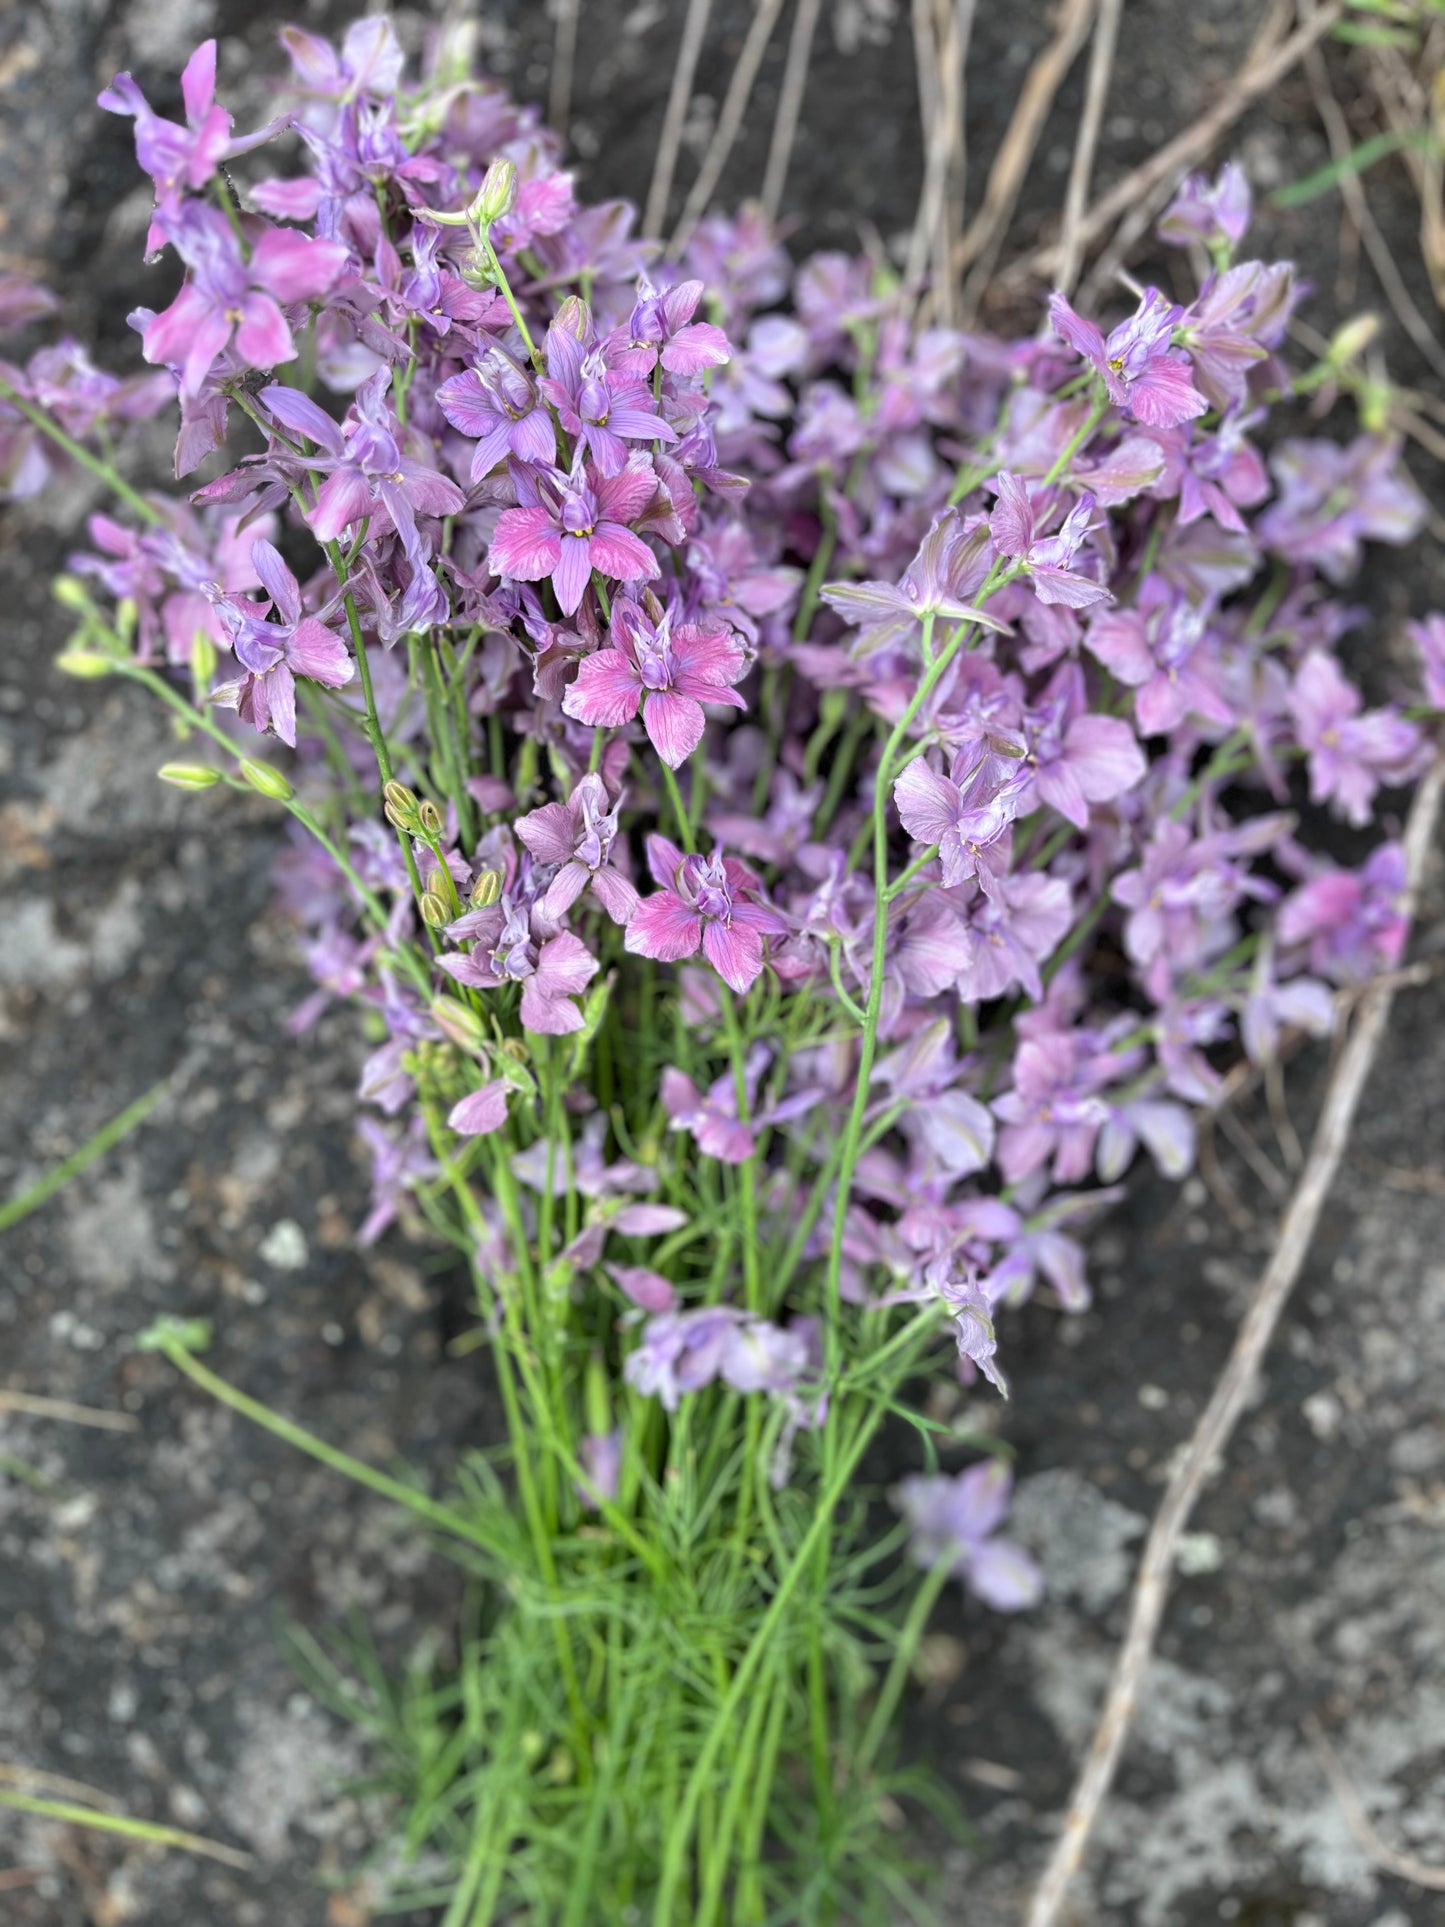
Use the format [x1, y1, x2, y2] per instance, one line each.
[642, 690, 705, 768]
[448, 1081, 510, 1137]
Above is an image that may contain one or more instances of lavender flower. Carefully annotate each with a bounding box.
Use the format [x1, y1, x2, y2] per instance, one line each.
[562, 597, 747, 768]
[489, 456, 659, 617]
[892, 1463, 1043, 1611]
[211, 538, 353, 746]
[626, 837, 787, 994]
[1050, 289, 1207, 429]
[436, 344, 556, 480]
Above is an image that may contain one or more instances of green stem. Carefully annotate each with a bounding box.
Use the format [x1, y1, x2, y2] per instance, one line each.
[158, 1341, 500, 1553]
[0, 1790, 252, 1871]
[853, 1557, 952, 1777]
[0, 1076, 169, 1233]
[0, 379, 161, 526]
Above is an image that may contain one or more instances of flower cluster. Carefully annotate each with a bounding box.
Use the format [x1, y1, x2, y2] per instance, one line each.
[10, 22, 1440, 1652]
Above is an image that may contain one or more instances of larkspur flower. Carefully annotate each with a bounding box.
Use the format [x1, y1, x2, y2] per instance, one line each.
[1287, 650, 1422, 827]
[892, 1463, 1043, 1611]
[211, 538, 353, 746]
[489, 455, 659, 617]
[435, 343, 556, 481]
[140, 204, 348, 398]
[540, 301, 677, 475]
[893, 748, 1029, 894]
[513, 771, 639, 922]
[626, 836, 787, 993]
[1050, 288, 1208, 429]
[989, 473, 1111, 609]
[563, 596, 747, 767]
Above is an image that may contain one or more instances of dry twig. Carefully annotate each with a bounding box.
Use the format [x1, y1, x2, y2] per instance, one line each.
[907, 0, 973, 322]
[1053, 0, 1122, 298]
[547, 0, 581, 139]
[761, 0, 823, 221]
[0, 1390, 137, 1432]
[955, 0, 1097, 322]
[1005, 1, 1337, 293]
[644, 0, 715, 238]
[671, 0, 789, 254]
[1303, 37, 1445, 383]
[1305, 1716, 1445, 1892]
[1024, 758, 1445, 1927]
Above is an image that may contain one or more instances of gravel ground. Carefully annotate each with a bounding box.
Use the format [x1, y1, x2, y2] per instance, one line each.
[2, 3, 1443, 1923]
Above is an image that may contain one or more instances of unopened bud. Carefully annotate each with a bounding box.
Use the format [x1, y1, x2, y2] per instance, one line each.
[425, 865, 449, 900]
[419, 890, 449, 927]
[52, 574, 97, 615]
[55, 649, 114, 678]
[470, 867, 502, 908]
[382, 779, 420, 827]
[471, 156, 517, 225]
[190, 631, 217, 685]
[1358, 377, 1392, 435]
[157, 762, 221, 791]
[418, 799, 444, 835]
[431, 995, 487, 1053]
[239, 757, 294, 801]
[1327, 313, 1381, 369]
[114, 597, 138, 644]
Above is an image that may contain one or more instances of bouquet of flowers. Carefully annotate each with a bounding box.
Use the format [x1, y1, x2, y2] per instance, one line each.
[4, 16, 1440, 1918]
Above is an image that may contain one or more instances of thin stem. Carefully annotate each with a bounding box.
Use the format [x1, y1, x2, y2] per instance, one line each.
[853, 1558, 952, 1776]
[0, 1076, 169, 1233]
[157, 1340, 500, 1553]
[0, 379, 161, 526]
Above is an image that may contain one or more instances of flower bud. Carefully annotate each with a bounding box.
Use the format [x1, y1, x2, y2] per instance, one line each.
[1326, 313, 1381, 370]
[418, 798, 444, 835]
[431, 995, 488, 1053]
[471, 157, 517, 225]
[55, 648, 115, 678]
[115, 598, 138, 644]
[382, 779, 420, 828]
[239, 757, 294, 801]
[157, 762, 222, 791]
[470, 867, 502, 908]
[190, 631, 217, 685]
[419, 890, 449, 927]
[425, 864, 450, 900]
[51, 574, 97, 615]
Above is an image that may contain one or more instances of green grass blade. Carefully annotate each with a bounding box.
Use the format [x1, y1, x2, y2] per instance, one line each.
[0, 1076, 170, 1234]
[0, 1787, 253, 1869]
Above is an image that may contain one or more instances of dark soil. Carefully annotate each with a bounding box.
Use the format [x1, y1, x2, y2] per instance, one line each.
[2, 4, 1443, 1924]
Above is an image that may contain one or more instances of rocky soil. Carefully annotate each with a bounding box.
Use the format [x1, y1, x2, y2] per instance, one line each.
[1, 2, 1443, 1923]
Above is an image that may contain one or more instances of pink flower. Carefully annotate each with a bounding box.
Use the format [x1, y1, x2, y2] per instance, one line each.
[625, 836, 787, 994]
[141, 204, 348, 399]
[514, 771, 639, 923]
[210, 538, 353, 747]
[1049, 289, 1207, 429]
[488, 456, 659, 617]
[447, 1081, 510, 1137]
[562, 597, 747, 767]
[989, 473, 1111, 609]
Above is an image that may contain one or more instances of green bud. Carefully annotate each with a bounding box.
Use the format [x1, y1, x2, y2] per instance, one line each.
[425, 864, 449, 899]
[472, 156, 517, 225]
[547, 1745, 576, 1786]
[55, 649, 115, 679]
[136, 1314, 213, 1354]
[52, 574, 97, 615]
[1359, 377, 1392, 435]
[382, 779, 420, 829]
[190, 630, 217, 685]
[157, 762, 222, 791]
[519, 1730, 545, 1766]
[1327, 313, 1381, 369]
[238, 757, 295, 801]
[114, 597, 138, 644]
[418, 798, 444, 835]
[419, 890, 449, 927]
[470, 867, 502, 908]
[431, 995, 488, 1053]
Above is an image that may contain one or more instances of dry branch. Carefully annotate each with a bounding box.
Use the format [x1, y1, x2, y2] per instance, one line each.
[644, 0, 715, 238]
[1024, 757, 1445, 1927]
[1005, 1, 1339, 293]
[955, 0, 1097, 321]
[761, 0, 824, 221]
[1053, 0, 1122, 297]
[1305, 1716, 1445, 1892]
[671, 0, 789, 253]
